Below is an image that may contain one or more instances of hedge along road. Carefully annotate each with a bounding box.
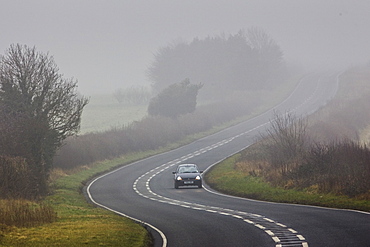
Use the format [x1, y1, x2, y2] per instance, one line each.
[86, 72, 370, 247]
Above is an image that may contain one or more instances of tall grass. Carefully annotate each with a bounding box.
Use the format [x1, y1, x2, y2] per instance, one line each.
[0, 199, 56, 228]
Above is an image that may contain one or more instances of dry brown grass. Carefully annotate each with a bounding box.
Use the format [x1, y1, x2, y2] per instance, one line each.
[235, 159, 271, 177]
[0, 199, 57, 228]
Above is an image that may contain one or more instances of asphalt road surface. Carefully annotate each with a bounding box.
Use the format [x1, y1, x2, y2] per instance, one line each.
[86, 73, 370, 247]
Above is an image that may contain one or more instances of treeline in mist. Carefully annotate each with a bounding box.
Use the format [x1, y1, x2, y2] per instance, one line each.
[148, 28, 285, 100]
[236, 66, 370, 198]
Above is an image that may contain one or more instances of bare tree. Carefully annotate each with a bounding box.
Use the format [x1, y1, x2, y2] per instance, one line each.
[262, 111, 308, 177]
[0, 44, 89, 197]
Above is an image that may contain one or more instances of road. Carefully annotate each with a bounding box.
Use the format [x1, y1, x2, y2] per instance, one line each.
[86, 73, 370, 247]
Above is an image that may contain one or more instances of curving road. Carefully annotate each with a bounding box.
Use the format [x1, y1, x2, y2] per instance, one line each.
[86, 73, 370, 247]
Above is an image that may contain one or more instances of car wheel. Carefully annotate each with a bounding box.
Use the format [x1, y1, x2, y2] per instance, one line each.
[174, 182, 179, 189]
[198, 183, 202, 188]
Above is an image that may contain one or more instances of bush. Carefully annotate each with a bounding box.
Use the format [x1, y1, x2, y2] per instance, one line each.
[292, 141, 370, 197]
[148, 79, 203, 118]
[260, 112, 309, 180]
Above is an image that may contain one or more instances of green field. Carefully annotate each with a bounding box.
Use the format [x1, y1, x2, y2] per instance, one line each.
[80, 94, 148, 134]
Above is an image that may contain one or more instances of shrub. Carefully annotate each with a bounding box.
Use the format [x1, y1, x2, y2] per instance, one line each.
[260, 112, 309, 181]
[292, 141, 370, 197]
[148, 79, 203, 118]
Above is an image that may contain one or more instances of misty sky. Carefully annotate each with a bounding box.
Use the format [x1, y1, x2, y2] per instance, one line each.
[1, 0, 369, 95]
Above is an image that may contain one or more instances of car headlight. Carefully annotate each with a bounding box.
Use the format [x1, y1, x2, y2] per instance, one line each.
[176, 176, 182, 180]
[195, 175, 201, 180]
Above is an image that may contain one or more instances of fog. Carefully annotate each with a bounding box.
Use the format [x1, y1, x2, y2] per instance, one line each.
[1, 0, 369, 95]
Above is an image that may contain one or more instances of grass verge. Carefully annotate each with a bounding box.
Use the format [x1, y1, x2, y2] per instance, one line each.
[204, 154, 370, 212]
[0, 153, 156, 247]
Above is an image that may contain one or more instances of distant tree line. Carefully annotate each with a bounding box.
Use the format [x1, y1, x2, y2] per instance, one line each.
[0, 44, 88, 199]
[148, 28, 284, 100]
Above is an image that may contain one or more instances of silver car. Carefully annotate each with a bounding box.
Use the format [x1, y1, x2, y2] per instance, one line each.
[172, 164, 203, 189]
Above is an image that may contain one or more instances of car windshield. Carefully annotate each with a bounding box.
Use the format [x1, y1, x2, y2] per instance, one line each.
[178, 166, 198, 173]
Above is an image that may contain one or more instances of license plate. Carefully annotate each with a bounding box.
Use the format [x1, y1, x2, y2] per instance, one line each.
[184, 181, 194, 184]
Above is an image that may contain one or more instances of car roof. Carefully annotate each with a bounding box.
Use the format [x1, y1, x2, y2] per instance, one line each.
[178, 164, 197, 167]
